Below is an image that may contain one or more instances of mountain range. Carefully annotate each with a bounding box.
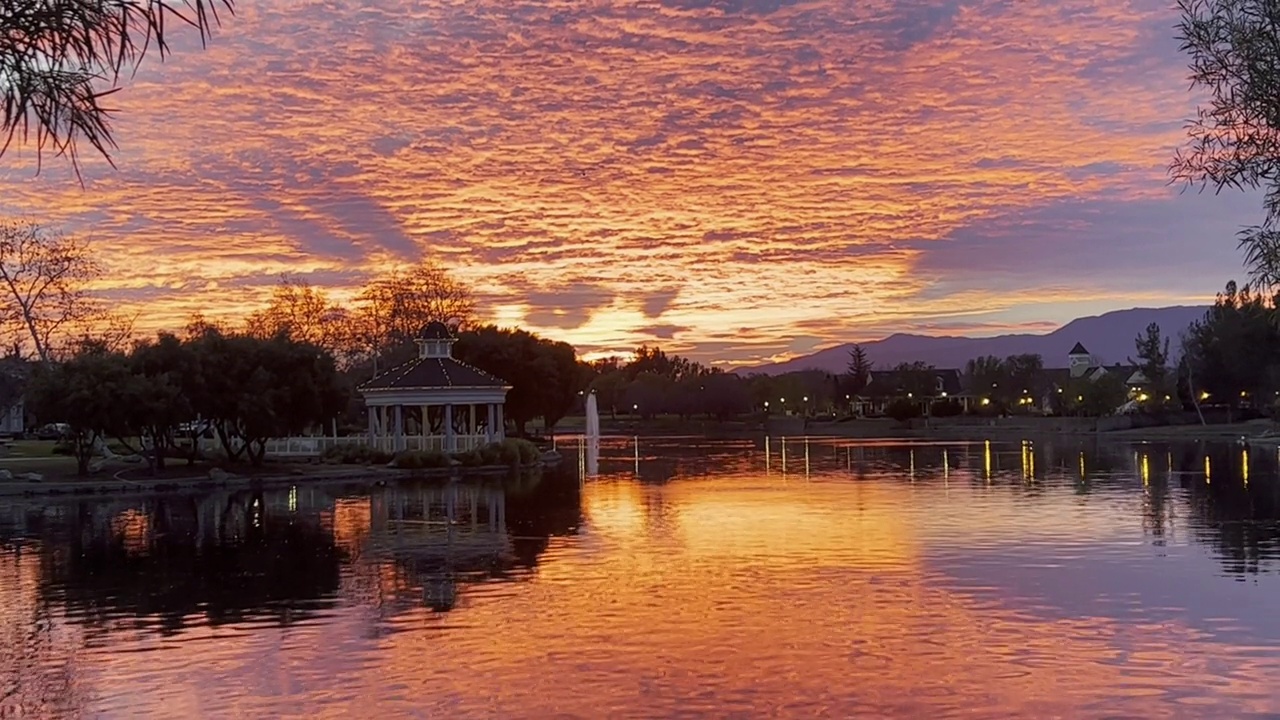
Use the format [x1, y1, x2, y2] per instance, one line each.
[742, 306, 1208, 376]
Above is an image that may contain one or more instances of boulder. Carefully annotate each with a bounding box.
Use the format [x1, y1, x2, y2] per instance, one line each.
[17, 472, 42, 483]
[122, 454, 144, 464]
[0, 469, 12, 481]
[208, 467, 230, 482]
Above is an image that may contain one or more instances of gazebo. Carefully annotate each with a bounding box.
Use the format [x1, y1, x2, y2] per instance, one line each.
[359, 322, 510, 453]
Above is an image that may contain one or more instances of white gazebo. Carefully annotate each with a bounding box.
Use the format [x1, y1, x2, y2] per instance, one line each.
[359, 322, 511, 454]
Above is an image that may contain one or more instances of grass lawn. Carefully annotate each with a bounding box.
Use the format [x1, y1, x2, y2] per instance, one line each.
[0, 439, 111, 482]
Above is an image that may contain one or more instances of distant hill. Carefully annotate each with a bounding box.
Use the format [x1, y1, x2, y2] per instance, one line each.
[741, 306, 1207, 376]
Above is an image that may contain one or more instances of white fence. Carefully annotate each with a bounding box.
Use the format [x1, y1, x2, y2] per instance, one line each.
[197, 434, 494, 459]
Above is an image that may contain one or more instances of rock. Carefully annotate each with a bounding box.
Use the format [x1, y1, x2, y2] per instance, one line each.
[88, 460, 105, 473]
[123, 454, 144, 464]
[208, 468, 230, 482]
[289, 467, 306, 476]
[0, 469, 11, 481]
[17, 472, 42, 483]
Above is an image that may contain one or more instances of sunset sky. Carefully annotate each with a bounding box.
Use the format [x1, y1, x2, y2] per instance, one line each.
[0, 0, 1259, 365]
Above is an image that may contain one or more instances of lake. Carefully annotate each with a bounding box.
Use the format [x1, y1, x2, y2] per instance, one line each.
[3, 436, 1280, 718]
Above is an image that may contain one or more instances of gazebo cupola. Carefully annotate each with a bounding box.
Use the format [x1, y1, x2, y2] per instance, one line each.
[358, 322, 511, 454]
[418, 322, 456, 359]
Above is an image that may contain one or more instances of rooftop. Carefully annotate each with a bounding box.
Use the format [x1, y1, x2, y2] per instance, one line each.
[360, 356, 508, 391]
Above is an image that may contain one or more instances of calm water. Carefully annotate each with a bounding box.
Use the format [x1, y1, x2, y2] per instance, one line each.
[4, 437, 1280, 719]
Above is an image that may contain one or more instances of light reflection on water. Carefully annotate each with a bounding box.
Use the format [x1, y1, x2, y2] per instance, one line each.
[3, 437, 1280, 718]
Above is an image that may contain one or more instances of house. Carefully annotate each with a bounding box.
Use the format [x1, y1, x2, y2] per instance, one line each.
[855, 368, 971, 416]
[846, 341, 1157, 417]
[0, 358, 28, 437]
[1035, 342, 1150, 409]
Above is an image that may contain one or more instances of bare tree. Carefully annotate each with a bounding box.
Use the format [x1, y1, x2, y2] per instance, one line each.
[61, 309, 136, 358]
[0, 219, 101, 362]
[353, 260, 477, 371]
[1, 1, 234, 173]
[245, 275, 353, 357]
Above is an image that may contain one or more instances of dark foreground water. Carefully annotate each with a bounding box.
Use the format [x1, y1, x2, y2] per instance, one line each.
[4, 437, 1280, 719]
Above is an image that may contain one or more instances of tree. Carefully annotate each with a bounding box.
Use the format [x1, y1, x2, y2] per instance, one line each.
[0, 220, 101, 362]
[1067, 372, 1130, 417]
[1172, 0, 1280, 289]
[245, 276, 353, 361]
[184, 329, 347, 465]
[891, 361, 938, 399]
[845, 344, 872, 396]
[25, 346, 134, 474]
[1005, 354, 1044, 408]
[964, 355, 1006, 404]
[1132, 322, 1172, 399]
[538, 339, 584, 432]
[700, 373, 751, 420]
[453, 325, 582, 436]
[625, 372, 674, 419]
[352, 260, 476, 369]
[1, 0, 234, 172]
[1182, 281, 1280, 419]
[589, 369, 629, 418]
[128, 333, 197, 471]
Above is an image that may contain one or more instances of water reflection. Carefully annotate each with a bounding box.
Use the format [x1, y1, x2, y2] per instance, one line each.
[0, 473, 582, 634]
[5, 438, 1280, 717]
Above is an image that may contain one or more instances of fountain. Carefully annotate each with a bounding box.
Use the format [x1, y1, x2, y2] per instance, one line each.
[585, 391, 600, 477]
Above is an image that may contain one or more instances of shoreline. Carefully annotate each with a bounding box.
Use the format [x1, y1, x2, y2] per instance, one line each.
[0, 452, 563, 500]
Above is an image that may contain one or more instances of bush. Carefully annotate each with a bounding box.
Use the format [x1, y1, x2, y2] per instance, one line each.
[509, 438, 540, 465]
[51, 441, 74, 456]
[322, 444, 394, 465]
[885, 399, 922, 423]
[391, 449, 451, 470]
[930, 399, 964, 418]
[452, 448, 486, 467]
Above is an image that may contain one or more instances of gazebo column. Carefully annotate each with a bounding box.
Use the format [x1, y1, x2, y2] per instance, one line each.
[367, 405, 377, 446]
[421, 404, 429, 451]
[469, 404, 478, 449]
[495, 404, 505, 441]
[444, 404, 455, 454]
[486, 404, 496, 443]
[394, 405, 404, 452]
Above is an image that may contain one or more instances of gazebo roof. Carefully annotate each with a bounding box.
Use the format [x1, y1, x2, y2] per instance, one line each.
[360, 357, 508, 392]
[420, 321, 453, 340]
[1068, 342, 1089, 355]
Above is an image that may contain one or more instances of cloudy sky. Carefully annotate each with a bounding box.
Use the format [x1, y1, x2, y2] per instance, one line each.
[0, 0, 1259, 365]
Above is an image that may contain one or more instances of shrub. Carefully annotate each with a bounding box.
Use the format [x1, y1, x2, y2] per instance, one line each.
[391, 449, 451, 470]
[51, 441, 74, 456]
[454, 449, 487, 467]
[885, 399, 922, 423]
[322, 444, 394, 465]
[495, 439, 523, 465]
[478, 442, 503, 465]
[930, 399, 964, 418]
[508, 438, 540, 465]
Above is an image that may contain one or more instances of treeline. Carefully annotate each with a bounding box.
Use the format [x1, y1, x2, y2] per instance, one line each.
[29, 331, 346, 474]
[1181, 281, 1280, 420]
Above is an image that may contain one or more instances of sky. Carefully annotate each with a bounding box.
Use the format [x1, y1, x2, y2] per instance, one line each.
[0, 0, 1261, 366]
